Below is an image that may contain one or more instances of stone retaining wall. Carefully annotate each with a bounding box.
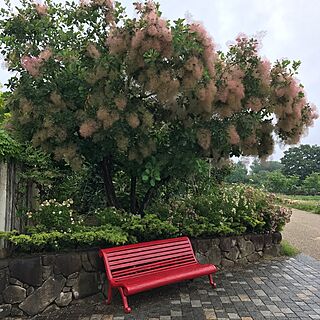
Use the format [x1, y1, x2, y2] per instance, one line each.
[0, 232, 282, 318]
[192, 232, 282, 268]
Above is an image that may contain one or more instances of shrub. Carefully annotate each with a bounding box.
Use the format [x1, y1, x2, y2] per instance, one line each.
[0, 225, 129, 253]
[149, 184, 291, 236]
[95, 208, 179, 241]
[25, 199, 83, 232]
[1, 185, 292, 253]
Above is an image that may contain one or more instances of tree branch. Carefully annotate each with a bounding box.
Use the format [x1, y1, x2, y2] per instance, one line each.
[100, 156, 120, 209]
[138, 176, 171, 216]
[130, 175, 138, 213]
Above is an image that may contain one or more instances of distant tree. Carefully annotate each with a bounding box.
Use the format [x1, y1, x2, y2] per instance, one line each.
[251, 159, 283, 174]
[225, 161, 248, 183]
[265, 170, 299, 194]
[303, 172, 320, 194]
[281, 145, 320, 180]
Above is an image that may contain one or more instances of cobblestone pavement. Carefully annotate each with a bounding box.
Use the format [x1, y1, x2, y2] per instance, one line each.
[28, 256, 320, 320]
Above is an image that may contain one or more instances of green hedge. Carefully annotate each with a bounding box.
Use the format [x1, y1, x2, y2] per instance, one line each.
[0, 226, 129, 253]
[0, 185, 292, 253]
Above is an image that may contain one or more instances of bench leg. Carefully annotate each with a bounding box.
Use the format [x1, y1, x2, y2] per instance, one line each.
[106, 284, 113, 304]
[118, 287, 131, 313]
[208, 274, 217, 288]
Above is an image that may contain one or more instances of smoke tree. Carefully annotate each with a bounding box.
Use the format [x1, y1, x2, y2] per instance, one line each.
[0, 0, 318, 213]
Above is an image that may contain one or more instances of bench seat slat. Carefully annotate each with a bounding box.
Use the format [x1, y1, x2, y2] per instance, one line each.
[103, 237, 188, 255]
[107, 243, 191, 261]
[108, 247, 194, 267]
[106, 240, 189, 258]
[109, 251, 194, 270]
[112, 257, 196, 279]
[117, 263, 217, 295]
[113, 261, 195, 280]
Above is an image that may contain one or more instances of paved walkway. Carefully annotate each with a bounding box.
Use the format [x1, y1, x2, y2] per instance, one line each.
[282, 209, 320, 260]
[28, 255, 320, 320]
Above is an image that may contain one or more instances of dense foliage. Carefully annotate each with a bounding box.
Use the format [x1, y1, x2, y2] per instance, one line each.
[224, 161, 248, 184]
[0, 183, 292, 252]
[0, 0, 317, 213]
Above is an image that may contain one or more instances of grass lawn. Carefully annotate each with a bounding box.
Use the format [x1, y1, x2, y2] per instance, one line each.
[280, 240, 300, 257]
[276, 194, 320, 214]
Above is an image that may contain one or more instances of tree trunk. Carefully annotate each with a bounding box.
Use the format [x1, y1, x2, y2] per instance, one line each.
[130, 176, 137, 213]
[101, 156, 119, 208]
[138, 186, 155, 216]
[138, 176, 171, 215]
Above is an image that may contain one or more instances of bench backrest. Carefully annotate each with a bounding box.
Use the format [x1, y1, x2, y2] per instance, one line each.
[99, 237, 197, 282]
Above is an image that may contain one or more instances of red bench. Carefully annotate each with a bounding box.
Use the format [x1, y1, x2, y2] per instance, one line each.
[99, 236, 217, 313]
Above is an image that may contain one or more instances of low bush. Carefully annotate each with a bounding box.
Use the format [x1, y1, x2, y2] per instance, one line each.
[0, 225, 129, 253]
[0, 185, 292, 253]
[25, 199, 83, 232]
[95, 208, 179, 241]
[149, 185, 291, 237]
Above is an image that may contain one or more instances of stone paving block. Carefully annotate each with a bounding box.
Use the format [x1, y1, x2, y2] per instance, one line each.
[261, 310, 273, 317]
[90, 314, 103, 320]
[101, 316, 113, 320]
[270, 295, 281, 301]
[273, 312, 286, 317]
[254, 289, 267, 297]
[190, 299, 201, 307]
[170, 310, 182, 317]
[239, 294, 250, 301]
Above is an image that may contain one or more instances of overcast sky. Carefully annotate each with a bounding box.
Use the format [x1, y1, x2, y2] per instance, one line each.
[1, 0, 319, 160]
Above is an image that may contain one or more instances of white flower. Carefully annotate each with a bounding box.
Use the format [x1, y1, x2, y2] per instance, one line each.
[26, 211, 33, 218]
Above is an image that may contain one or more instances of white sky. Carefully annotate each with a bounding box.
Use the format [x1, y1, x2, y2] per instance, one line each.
[1, 0, 319, 160]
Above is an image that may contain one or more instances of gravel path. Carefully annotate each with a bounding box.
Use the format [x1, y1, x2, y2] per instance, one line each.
[282, 208, 320, 260]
